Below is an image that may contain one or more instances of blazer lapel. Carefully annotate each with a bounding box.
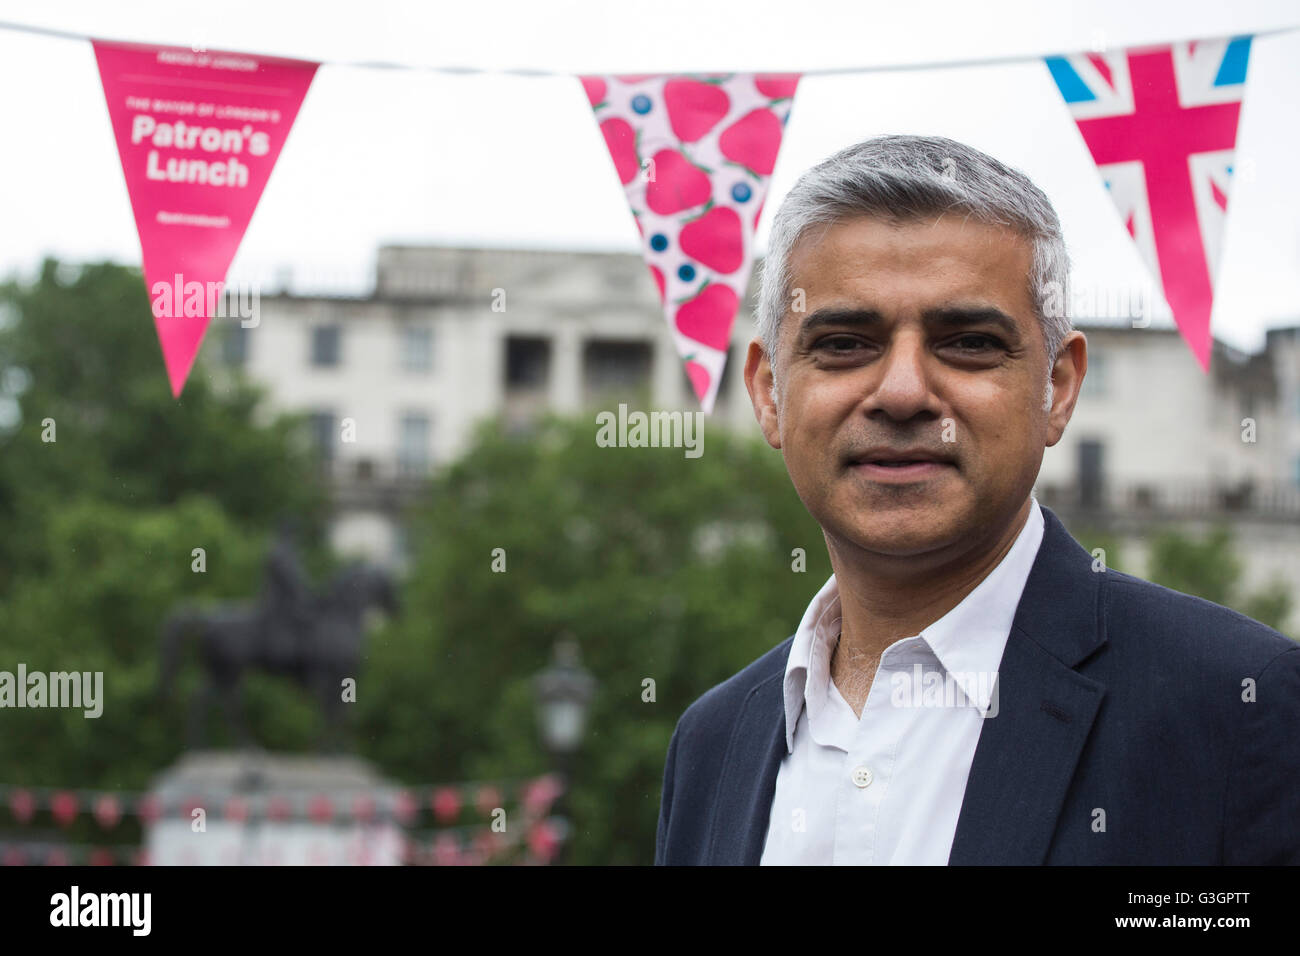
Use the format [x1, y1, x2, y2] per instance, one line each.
[707, 671, 787, 865]
[948, 506, 1108, 865]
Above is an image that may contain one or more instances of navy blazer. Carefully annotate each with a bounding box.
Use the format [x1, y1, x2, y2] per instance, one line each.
[655, 506, 1300, 865]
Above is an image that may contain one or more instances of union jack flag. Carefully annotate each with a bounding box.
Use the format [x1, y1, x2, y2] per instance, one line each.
[1046, 36, 1252, 370]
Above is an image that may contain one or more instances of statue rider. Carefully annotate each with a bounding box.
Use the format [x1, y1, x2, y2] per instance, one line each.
[261, 516, 316, 666]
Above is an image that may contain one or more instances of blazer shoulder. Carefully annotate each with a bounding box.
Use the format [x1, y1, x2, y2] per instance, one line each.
[1103, 568, 1296, 671]
[674, 636, 792, 741]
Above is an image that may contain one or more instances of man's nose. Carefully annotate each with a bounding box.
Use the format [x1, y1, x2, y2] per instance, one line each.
[863, 332, 941, 422]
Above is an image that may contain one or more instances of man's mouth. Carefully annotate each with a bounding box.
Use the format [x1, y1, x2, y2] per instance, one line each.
[847, 449, 956, 481]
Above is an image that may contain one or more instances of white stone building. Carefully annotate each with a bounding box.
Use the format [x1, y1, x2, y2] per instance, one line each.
[203, 245, 1300, 630]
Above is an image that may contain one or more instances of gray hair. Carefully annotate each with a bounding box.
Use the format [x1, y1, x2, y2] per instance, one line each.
[756, 135, 1070, 406]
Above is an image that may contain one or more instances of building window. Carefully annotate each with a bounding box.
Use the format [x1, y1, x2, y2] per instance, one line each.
[400, 323, 433, 373]
[308, 410, 336, 464]
[1079, 349, 1106, 398]
[505, 336, 552, 390]
[221, 322, 249, 367]
[397, 412, 431, 476]
[583, 339, 652, 397]
[1077, 438, 1105, 510]
[311, 324, 341, 367]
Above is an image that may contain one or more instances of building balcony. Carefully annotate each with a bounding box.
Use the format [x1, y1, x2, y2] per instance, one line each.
[1035, 479, 1300, 524]
[317, 456, 435, 511]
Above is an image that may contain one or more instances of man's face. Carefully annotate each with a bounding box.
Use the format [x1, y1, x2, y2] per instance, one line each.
[745, 213, 1084, 565]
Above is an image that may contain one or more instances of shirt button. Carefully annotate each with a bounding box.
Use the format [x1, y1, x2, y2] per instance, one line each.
[851, 765, 873, 788]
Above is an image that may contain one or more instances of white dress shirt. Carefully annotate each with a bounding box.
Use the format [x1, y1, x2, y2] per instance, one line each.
[760, 499, 1045, 865]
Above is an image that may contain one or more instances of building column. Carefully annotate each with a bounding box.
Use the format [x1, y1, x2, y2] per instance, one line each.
[653, 332, 683, 409]
[551, 324, 582, 413]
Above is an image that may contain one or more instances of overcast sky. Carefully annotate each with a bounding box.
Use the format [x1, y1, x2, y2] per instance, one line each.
[0, 0, 1296, 352]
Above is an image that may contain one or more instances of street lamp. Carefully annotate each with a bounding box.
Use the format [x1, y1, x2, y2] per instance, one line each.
[533, 637, 594, 863]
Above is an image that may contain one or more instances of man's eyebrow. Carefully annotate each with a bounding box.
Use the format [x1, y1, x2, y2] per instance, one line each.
[797, 308, 885, 336]
[923, 306, 1022, 338]
[796, 305, 1024, 339]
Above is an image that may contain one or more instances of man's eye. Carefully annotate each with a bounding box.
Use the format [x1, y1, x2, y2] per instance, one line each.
[947, 334, 1002, 352]
[816, 336, 865, 352]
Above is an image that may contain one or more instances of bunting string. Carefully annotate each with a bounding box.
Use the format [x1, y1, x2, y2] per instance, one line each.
[0, 816, 567, 866]
[0, 775, 568, 865]
[1, 16, 1295, 394]
[0, 774, 564, 828]
[0, 17, 1295, 77]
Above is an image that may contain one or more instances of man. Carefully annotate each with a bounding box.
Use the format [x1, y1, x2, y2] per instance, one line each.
[654, 134, 1300, 865]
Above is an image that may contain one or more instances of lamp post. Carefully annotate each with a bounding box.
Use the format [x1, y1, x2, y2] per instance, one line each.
[533, 637, 594, 864]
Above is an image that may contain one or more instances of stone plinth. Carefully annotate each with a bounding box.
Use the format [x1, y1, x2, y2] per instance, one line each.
[146, 751, 404, 866]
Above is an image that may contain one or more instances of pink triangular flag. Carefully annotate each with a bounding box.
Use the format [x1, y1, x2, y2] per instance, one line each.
[93, 40, 317, 395]
[582, 73, 799, 411]
[1046, 36, 1252, 370]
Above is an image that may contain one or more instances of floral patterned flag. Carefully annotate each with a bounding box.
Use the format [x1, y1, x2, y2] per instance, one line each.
[581, 73, 800, 412]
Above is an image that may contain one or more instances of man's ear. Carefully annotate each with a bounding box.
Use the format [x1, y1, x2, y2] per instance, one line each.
[1046, 331, 1087, 447]
[744, 337, 782, 450]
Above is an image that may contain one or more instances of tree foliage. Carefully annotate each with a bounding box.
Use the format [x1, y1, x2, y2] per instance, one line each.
[354, 415, 831, 864]
[0, 260, 332, 792]
[1146, 525, 1293, 635]
[0, 259, 331, 596]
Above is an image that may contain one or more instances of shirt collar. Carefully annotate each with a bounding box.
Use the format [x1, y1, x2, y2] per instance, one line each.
[781, 572, 842, 754]
[780, 498, 1045, 753]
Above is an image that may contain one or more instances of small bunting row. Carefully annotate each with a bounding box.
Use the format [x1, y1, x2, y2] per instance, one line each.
[0, 774, 563, 828]
[0, 817, 566, 866]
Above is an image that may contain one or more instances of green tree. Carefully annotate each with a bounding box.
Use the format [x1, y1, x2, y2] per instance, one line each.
[354, 414, 831, 864]
[0, 496, 322, 782]
[0, 259, 331, 597]
[0, 259, 334, 792]
[1146, 525, 1293, 636]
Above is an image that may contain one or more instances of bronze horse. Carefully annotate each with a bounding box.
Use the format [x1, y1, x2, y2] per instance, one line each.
[158, 563, 400, 751]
